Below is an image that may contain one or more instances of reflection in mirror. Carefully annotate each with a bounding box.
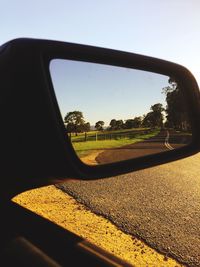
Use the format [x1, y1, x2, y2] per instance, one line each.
[50, 59, 192, 165]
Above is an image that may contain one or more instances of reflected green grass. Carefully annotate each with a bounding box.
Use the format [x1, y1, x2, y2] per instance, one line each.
[72, 129, 160, 158]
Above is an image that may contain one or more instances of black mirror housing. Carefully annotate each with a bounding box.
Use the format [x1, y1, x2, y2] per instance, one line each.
[1, 38, 200, 197]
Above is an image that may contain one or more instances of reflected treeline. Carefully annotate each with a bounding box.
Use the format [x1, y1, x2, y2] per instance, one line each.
[163, 77, 191, 131]
[64, 103, 165, 135]
[64, 77, 191, 135]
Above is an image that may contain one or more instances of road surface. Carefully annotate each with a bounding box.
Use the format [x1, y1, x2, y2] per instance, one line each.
[59, 130, 199, 267]
[96, 129, 191, 163]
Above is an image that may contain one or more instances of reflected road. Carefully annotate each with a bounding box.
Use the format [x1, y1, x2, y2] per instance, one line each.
[96, 129, 191, 163]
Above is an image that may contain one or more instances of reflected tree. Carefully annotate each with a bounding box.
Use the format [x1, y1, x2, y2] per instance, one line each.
[163, 78, 190, 131]
[143, 103, 164, 128]
[115, 120, 124, 130]
[64, 111, 90, 135]
[109, 119, 117, 130]
[109, 119, 124, 130]
[125, 117, 142, 129]
[95, 121, 105, 131]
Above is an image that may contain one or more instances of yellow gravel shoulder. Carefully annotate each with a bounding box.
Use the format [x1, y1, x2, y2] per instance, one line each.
[13, 185, 183, 267]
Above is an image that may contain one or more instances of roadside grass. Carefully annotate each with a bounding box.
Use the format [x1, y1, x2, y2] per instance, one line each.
[72, 129, 160, 158]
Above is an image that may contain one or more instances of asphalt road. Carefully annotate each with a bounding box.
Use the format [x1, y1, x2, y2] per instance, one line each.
[96, 129, 190, 163]
[58, 131, 199, 267]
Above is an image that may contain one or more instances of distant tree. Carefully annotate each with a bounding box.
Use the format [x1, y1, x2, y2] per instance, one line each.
[132, 116, 142, 128]
[95, 121, 105, 131]
[109, 119, 124, 130]
[142, 112, 156, 127]
[142, 103, 164, 128]
[83, 122, 91, 132]
[64, 111, 89, 135]
[125, 117, 142, 129]
[109, 119, 117, 130]
[151, 103, 164, 114]
[65, 122, 74, 134]
[125, 119, 134, 129]
[115, 120, 124, 130]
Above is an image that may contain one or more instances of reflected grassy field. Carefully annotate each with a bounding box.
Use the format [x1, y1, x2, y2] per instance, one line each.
[72, 128, 160, 158]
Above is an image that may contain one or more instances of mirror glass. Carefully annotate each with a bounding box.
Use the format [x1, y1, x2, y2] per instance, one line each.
[50, 59, 192, 165]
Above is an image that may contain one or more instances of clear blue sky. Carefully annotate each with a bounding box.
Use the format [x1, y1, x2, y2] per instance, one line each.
[1, 1, 200, 124]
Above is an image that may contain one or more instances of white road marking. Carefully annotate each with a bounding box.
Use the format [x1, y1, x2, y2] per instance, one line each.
[165, 130, 174, 150]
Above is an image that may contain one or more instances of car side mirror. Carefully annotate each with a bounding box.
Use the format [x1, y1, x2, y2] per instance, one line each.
[1, 38, 200, 196]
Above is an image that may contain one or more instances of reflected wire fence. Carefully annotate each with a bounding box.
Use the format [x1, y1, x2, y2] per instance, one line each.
[68, 129, 151, 143]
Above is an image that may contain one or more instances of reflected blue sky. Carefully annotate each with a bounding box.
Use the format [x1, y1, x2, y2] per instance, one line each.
[50, 59, 168, 125]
